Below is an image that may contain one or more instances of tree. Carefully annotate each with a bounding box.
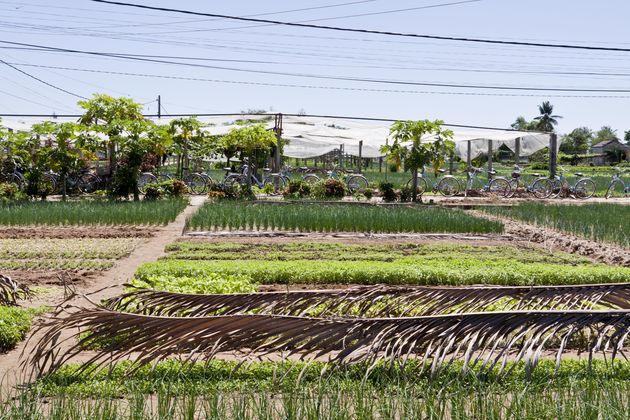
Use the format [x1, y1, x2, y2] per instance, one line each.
[510, 116, 538, 131]
[221, 124, 277, 189]
[382, 120, 454, 202]
[560, 127, 592, 155]
[533, 101, 561, 132]
[625, 130, 630, 145]
[77, 94, 155, 201]
[592, 126, 619, 146]
[168, 117, 214, 177]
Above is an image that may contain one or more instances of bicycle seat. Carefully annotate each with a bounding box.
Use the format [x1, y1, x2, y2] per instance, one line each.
[269, 172, 281, 176]
[438, 169, 446, 174]
[300, 166, 309, 170]
[575, 172, 584, 177]
[532, 173, 541, 177]
[262, 168, 271, 172]
[223, 167, 232, 172]
[488, 170, 497, 175]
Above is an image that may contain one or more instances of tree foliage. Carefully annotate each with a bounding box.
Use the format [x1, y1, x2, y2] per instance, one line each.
[534, 101, 562, 132]
[592, 126, 619, 146]
[560, 127, 592, 155]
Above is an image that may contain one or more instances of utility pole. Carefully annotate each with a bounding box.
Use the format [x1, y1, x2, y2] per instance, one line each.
[157, 95, 161, 119]
[274, 113, 283, 172]
[549, 133, 558, 178]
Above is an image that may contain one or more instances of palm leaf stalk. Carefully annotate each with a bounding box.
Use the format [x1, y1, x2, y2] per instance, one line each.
[26, 307, 629, 379]
[106, 283, 630, 318]
[0, 274, 31, 306]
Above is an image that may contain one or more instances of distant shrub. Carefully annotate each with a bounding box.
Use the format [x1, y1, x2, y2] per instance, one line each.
[378, 182, 398, 202]
[312, 179, 346, 200]
[283, 180, 311, 199]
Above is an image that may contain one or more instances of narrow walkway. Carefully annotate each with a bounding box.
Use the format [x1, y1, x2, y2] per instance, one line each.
[0, 196, 206, 395]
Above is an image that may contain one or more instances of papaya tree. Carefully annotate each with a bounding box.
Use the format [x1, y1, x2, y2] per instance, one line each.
[382, 120, 454, 202]
[221, 124, 276, 189]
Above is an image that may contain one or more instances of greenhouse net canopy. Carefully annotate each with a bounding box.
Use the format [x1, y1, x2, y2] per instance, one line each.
[1, 115, 551, 159]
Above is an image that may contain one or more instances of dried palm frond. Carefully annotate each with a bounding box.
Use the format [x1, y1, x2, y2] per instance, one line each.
[26, 306, 629, 379]
[0, 274, 31, 306]
[105, 283, 630, 318]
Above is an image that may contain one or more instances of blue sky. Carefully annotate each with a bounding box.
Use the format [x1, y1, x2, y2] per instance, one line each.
[1, 0, 629, 135]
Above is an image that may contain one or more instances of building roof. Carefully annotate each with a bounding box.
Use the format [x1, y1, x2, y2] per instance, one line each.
[592, 139, 630, 150]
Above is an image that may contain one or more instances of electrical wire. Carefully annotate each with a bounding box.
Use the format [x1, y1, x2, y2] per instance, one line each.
[8, 62, 630, 99]
[91, 0, 630, 53]
[0, 57, 86, 99]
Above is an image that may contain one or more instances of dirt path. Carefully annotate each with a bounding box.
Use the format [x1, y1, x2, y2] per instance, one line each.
[469, 210, 630, 267]
[0, 196, 206, 395]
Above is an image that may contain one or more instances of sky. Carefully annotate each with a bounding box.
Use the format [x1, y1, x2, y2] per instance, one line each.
[0, 0, 629, 135]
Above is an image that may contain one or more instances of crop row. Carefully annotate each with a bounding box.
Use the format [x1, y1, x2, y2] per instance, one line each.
[0, 199, 188, 226]
[186, 202, 504, 234]
[164, 242, 591, 265]
[483, 203, 630, 248]
[21, 359, 629, 420]
[135, 258, 630, 287]
[0, 260, 114, 271]
[0, 238, 143, 260]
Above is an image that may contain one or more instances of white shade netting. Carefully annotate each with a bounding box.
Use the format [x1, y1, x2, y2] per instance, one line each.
[1, 115, 552, 160]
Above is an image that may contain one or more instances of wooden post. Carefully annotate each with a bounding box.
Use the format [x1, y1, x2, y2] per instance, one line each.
[549, 133, 558, 178]
[274, 113, 283, 172]
[487, 139, 493, 180]
[448, 152, 454, 175]
[514, 137, 521, 165]
[358, 140, 363, 173]
[466, 140, 472, 169]
[339, 144, 344, 168]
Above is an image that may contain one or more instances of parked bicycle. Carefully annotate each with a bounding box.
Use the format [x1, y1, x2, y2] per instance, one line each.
[223, 161, 287, 193]
[605, 167, 629, 198]
[549, 167, 596, 199]
[279, 165, 321, 184]
[464, 167, 511, 198]
[0, 158, 26, 188]
[507, 166, 554, 199]
[44, 169, 102, 194]
[327, 166, 368, 193]
[406, 169, 461, 198]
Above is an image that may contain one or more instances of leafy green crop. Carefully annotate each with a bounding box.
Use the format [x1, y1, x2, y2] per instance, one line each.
[0, 306, 47, 352]
[132, 272, 256, 294]
[187, 201, 503, 234]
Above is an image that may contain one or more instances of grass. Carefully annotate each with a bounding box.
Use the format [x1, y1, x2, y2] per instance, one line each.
[186, 201, 503, 234]
[0, 199, 188, 226]
[0, 238, 144, 271]
[483, 202, 630, 248]
[0, 306, 46, 352]
[134, 242, 630, 289]
[7, 359, 628, 419]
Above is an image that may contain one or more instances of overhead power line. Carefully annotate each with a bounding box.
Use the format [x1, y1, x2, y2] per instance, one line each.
[4, 41, 630, 93]
[0, 58, 86, 99]
[8, 62, 630, 99]
[92, 0, 630, 53]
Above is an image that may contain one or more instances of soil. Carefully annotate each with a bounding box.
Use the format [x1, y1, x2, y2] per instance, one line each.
[0, 226, 155, 239]
[4, 270, 96, 287]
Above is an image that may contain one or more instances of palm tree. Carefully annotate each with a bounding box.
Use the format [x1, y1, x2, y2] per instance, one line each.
[534, 101, 562, 132]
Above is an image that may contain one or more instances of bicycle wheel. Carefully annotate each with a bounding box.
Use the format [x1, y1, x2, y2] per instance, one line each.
[222, 174, 243, 194]
[39, 173, 57, 195]
[7, 173, 24, 189]
[574, 178, 596, 199]
[78, 173, 100, 194]
[184, 173, 207, 195]
[488, 178, 511, 198]
[302, 174, 320, 184]
[406, 177, 429, 198]
[549, 179, 567, 198]
[507, 179, 519, 198]
[346, 175, 368, 193]
[531, 178, 552, 199]
[606, 180, 625, 199]
[137, 172, 157, 194]
[157, 173, 172, 183]
[436, 176, 461, 197]
[263, 175, 287, 192]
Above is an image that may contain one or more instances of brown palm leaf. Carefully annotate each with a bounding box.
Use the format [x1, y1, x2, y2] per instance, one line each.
[0, 274, 31, 306]
[26, 307, 629, 379]
[105, 283, 630, 318]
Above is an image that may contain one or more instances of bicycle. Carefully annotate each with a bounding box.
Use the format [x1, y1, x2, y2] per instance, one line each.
[507, 166, 554, 199]
[279, 165, 321, 184]
[605, 167, 629, 198]
[45, 169, 102, 194]
[549, 167, 596, 199]
[224, 161, 287, 193]
[0, 158, 26, 188]
[406, 169, 461, 198]
[464, 167, 511, 198]
[327, 166, 369, 193]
